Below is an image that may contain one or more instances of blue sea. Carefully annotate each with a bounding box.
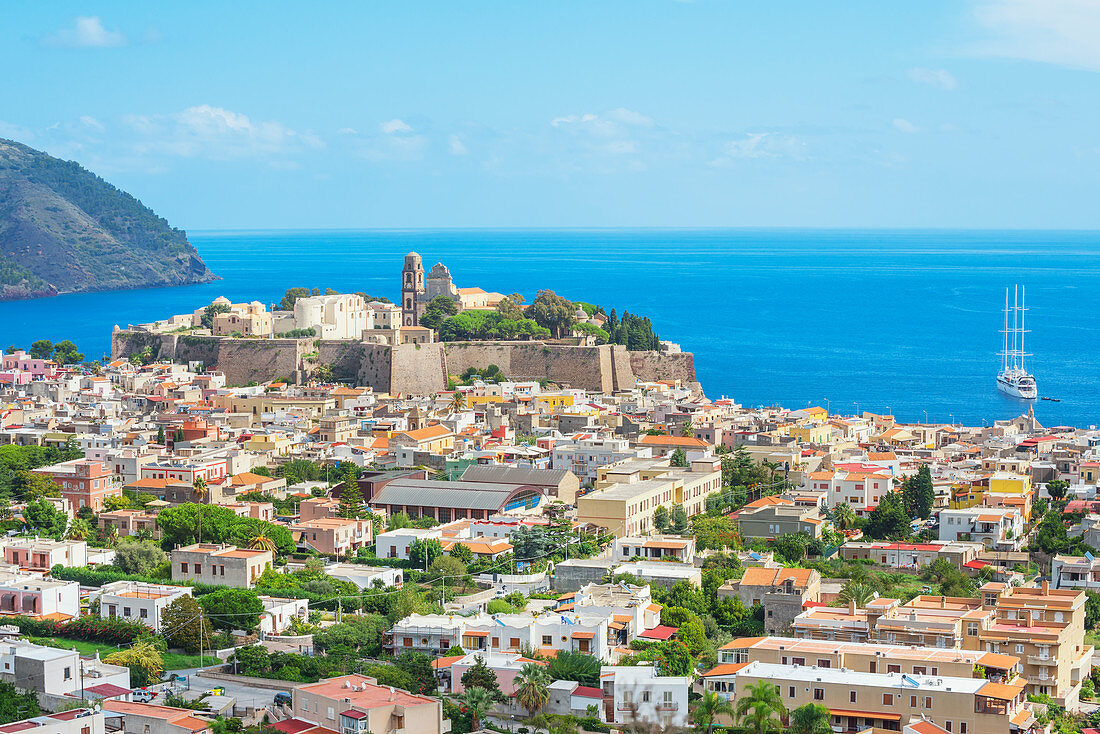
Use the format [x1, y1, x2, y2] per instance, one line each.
[3, 228, 1099, 428]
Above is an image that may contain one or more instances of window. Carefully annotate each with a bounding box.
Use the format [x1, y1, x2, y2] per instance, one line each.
[945, 722, 952, 733]
[849, 691, 856, 703]
[543, 635, 552, 646]
[64, 666, 71, 680]
[882, 694, 893, 705]
[195, 564, 202, 574]
[642, 691, 650, 702]
[817, 659, 831, 668]
[510, 637, 520, 648]
[180, 562, 188, 573]
[910, 695, 917, 707]
[123, 607, 131, 617]
[813, 688, 824, 701]
[140, 609, 148, 619]
[924, 697, 932, 708]
[1016, 644, 1024, 653]
[788, 686, 795, 698]
[960, 724, 967, 734]
[913, 666, 926, 675]
[327, 708, 334, 720]
[887, 664, 901, 674]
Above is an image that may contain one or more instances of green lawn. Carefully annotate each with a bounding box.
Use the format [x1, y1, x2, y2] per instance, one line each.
[29, 636, 218, 670]
[1086, 630, 1100, 650]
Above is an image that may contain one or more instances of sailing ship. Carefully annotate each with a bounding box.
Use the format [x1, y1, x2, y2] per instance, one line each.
[997, 285, 1037, 399]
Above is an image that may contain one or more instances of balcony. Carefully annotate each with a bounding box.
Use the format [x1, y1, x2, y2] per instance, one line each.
[656, 702, 679, 711]
[1027, 655, 1057, 666]
[617, 702, 638, 712]
[1026, 674, 1054, 685]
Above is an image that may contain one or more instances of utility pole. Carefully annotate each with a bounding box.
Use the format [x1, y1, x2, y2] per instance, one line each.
[80, 658, 85, 701]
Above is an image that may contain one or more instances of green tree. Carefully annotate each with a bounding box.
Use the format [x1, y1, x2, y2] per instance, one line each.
[546, 650, 601, 687]
[692, 690, 735, 734]
[736, 679, 787, 734]
[772, 533, 809, 564]
[395, 651, 437, 695]
[864, 491, 912, 540]
[29, 340, 53, 360]
[461, 655, 503, 699]
[199, 588, 264, 632]
[653, 505, 670, 533]
[669, 503, 689, 534]
[462, 686, 492, 732]
[660, 641, 695, 675]
[0, 679, 40, 723]
[831, 502, 856, 531]
[419, 296, 459, 330]
[691, 516, 740, 550]
[449, 542, 473, 563]
[838, 580, 876, 608]
[157, 425, 166, 444]
[670, 448, 688, 468]
[52, 340, 84, 364]
[789, 703, 832, 734]
[1086, 591, 1100, 629]
[24, 498, 67, 536]
[901, 465, 935, 520]
[161, 595, 212, 654]
[278, 287, 311, 310]
[409, 538, 443, 570]
[104, 639, 164, 687]
[526, 289, 576, 338]
[513, 662, 550, 716]
[313, 614, 389, 657]
[337, 464, 363, 519]
[113, 540, 168, 574]
[1047, 479, 1070, 501]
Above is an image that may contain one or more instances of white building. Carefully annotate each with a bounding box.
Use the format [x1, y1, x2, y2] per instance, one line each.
[374, 527, 442, 561]
[322, 563, 404, 590]
[93, 581, 193, 631]
[293, 293, 369, 340]
[551, 436, 651, 484]
[599, 664, 690, 729]
[0, 571, 80, 619]
[1051, 555, 1100, 591]
[0, 710, 104, 734]
[938, 507, 1025, 551]
[0, 641, 130, 697]
[259, 596, 310, 635]
[801, 469, 895, 513]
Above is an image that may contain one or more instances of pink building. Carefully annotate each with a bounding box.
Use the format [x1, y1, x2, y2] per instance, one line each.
[439, 651, 548, 695]
[35, 459, 120, 513]
[1, 351, 48, 377]
[291, 518, 373, 556]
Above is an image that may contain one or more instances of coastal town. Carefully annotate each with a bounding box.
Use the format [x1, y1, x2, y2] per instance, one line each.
[0, 256, 1098, 734]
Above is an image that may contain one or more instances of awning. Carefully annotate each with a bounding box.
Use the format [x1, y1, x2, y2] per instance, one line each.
[979, 682, 1025, 700]
[463, 631, 489, 637]
[828, 709, 901, 722]
[571, 631, 595, 639]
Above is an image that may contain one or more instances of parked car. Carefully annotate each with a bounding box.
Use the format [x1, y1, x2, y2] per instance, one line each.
[132, 689, 158, 703]
[274, 692, 292, 706]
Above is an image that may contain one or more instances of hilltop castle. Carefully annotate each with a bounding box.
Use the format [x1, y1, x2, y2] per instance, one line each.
[401, 252, 507, 326]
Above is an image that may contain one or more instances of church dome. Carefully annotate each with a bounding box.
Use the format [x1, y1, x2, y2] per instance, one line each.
[575, 306, 589, 321]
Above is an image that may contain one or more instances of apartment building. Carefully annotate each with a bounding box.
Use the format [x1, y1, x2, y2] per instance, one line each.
[34, 458, 120, 513]
[1051, 555, 1100, 591]
[140, 455, 227, 485]
[715, 636, 1022, 681]
[839, 541, 984, 571]
[292, 517, 373, 556]
[551, 436, 649, 483]
[97, 509, 159, 539]
[0, 641, 130, 697]
[441, 651, 548, 695]
[599, 665, 690, 730]
[734, 496, 828, 540]
[170, 543, 273, 588]
[558, 582, 663, 639]
[612, 535, 695, 564]
[94, 581, 192, 631]
[2, 538, 87, 571]
[791, 583, 1092, 708]
[259, 596, 310, 634]
[292, 674, 446, 734]
[576, 458, 721, 537]
[938, 508, 1025, 551]
[802, 468, 895, 513]
[718, 567, 821, 633]
[0, 571, 80, 618]
[704, 661, 1034, 734]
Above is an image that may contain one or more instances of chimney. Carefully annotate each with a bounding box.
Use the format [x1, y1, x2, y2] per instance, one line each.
[389, 686, 395, 702]
[1042, 580, 1049, 594]
[848, 600, 856, 616]
[940, 596, 946, 609]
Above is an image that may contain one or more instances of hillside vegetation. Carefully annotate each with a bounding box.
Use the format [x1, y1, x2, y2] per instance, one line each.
[0, 138, 216, 300]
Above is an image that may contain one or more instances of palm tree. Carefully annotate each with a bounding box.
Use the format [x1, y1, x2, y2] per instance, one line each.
[838, 580, 876, 608]
[462, 686, 492, 732]
[513, 663, 550, 716]
[450, 390, 465, 413]
[735, 679, 786, 734]
[192, 477, 208, 543]
[789, 703, 832, 734]
[101, 523, 119, 547]
[692, 690, 735, 734]
[832, 501, 856, 531]
[247, 533, 277, 553]
[66, 517, 92, 541]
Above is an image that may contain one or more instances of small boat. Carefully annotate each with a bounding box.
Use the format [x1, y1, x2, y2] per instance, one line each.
[1041, 396, 1061, 402]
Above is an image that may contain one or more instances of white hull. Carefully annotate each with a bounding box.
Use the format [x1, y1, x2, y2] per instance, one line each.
[997, 373, 1037, 399]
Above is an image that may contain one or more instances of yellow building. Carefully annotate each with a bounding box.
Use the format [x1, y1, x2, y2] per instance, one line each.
[987, 471, 1034, 520]
[242, 433, 294, 456]
[789, 422, 832, 444]
[465, 394, 504, 408]
[531, 394, 574, 409]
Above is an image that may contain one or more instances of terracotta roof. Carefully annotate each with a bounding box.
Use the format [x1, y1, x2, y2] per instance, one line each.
[739, 566, 814, 588]
[638, 435, 709, 449]
[398, 424, 453, 441]
[700, 662, 749, 677]
[827, 709, 900, 722]
[979, 680, 1026, 700]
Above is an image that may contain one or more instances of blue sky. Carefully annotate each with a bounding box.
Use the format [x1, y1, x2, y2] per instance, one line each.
[3, 1, 1099, 229]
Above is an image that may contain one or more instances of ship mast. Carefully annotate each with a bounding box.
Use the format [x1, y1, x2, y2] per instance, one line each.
[1001, 287, 1010, 373]
[1019, 285, 1029, 372]
[1011, 285, 1019, 371]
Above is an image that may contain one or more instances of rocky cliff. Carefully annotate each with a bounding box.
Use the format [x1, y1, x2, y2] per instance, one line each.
[0, 138, 217, 300]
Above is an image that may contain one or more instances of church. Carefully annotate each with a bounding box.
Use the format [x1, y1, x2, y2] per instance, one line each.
[401, 252, 507, 326]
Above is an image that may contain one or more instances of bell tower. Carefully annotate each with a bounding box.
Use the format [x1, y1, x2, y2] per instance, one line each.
[402, 252, 424, 326]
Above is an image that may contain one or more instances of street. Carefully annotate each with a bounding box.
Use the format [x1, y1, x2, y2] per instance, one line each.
[169, 666, 292, 713]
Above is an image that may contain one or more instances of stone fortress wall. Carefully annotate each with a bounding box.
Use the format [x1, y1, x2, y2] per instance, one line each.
[112, 329, 698, 394]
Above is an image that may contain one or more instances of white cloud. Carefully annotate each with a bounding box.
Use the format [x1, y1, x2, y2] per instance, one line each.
[606, 108, 654, 127]
[338, 127, 359, 135]
[448, 135, 468, 155]
[909, 67, 958, 90]
[970, 0, 1100, 71]
[45, 16, 126, 48]
[123, 105, 323, 159]
[79, 116, 105, 132]
[712, 132, 805, 162]
[892, 118, 921, 134]
[380, 119, 413, 134]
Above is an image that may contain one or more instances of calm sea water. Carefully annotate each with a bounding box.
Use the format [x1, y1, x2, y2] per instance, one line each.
[2, 229, 1098, 427]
